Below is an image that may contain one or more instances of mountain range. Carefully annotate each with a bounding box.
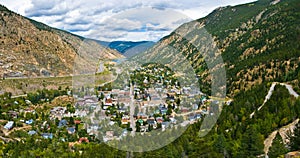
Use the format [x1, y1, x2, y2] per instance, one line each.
[97, 41, 155, 57]
[141, 0, 300, 96]
[0, 5, 123, 78]
[0, 0, 300, 157]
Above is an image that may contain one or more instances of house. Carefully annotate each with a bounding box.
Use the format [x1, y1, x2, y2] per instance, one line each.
[79, 137, 89, 143]
[58, 119, 68, 128]
[195, 113, 201, 119]
[226, 100, 232, 105]
[155, 88, 162, 92]
[140, 125, 148, 132]
[69, 142, 79, 149]
[147, 118, 156, 125]
[121, 118, 129, 125]
[166, 96, 175, 102]
[84, 97, 98, 105]
[25, 100, 32, 105]
[189, 114, 196, 122]
[167, 92, 176, 97]
[169, 117, 177, 124]
[28, 130, 37, 135]
[121, 115, 130, 125]
[147, 118, 157, 129]
[4, 121, 14, 130]
[74, 120, 81, 124]
[156, 117, 164, 124]
[161, 122, 170, 131]
[8, 110, 18, 119]
[160, 107, 168, 115]
[192, 104, 199, 110]
[137, 112, 148, 121]
[103, 105, 109, 110]
[104, 98, 113, 106]
[111, 113, 117, 119]
[24, 108, 35, 114]
[25, 119, 34, 125]
[74, 110, 87, 117]
[138, 119, 144, 126]
[75, 100, 85, 107]
[60, 137, 66, 142]
[134, 88, 140, 91]
[67, 127, 76, 134]
[112, 89, 120, 95]
[143, 78, 148, 84]
[117, 107, 127, 113]
[50, 107, 66, 116]
[87, 125, 99, 134]
[181, 107, 189, 113]
[109, 121, 115, 126]
[42, 133, 53, 139]
[84, 95, 97, 101]
[174, 89, 181, 95]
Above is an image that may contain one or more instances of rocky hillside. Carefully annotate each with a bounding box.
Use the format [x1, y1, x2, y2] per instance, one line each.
[142, 0, 300, 96]
[0, 5, 123, 78]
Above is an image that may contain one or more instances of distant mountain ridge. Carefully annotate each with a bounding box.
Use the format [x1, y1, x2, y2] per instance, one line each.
[97, 41, 155, 57]
[0, 4, 123, 78]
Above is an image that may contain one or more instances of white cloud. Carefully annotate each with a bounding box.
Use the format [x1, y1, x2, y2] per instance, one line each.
[0, 0, 32, 15]
[0, 0, 256, 41]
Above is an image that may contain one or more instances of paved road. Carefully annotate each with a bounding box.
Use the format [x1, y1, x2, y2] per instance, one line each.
[2, 125, 31, 137]
[174, 109, 202, 117]
[279, 83, 299, 98]
[129, 83, 136, 135]
[0, 136, 13, 143]
[11, 94, 27, 98]
[250, 82, 299, 118]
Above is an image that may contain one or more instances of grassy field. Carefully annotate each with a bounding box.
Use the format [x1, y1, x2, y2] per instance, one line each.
[0, 70, 113, 96]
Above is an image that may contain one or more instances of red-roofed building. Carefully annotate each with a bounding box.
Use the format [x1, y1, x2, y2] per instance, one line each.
[79, 137, 89, 143]
[74, 120, 81, 124]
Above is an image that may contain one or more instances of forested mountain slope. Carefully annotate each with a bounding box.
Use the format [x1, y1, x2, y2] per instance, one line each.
[143, 0, 300, 96]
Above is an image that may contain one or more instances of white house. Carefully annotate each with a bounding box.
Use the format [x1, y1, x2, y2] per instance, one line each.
[4, 121, 14, 130]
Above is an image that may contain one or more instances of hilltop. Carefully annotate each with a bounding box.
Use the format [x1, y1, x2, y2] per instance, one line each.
[0, 5, 123, 78]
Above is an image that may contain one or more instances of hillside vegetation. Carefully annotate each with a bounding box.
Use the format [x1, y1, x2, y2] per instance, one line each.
[143, 0, 300, 96]
[0, 5, 122, 78]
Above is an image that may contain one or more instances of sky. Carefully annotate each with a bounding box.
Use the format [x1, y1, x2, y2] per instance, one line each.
[1, 0, 256, 42]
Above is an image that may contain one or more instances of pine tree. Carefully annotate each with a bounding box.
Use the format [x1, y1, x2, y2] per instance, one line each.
[268, 133, 288, 158]
[240, 125, 264, 157]
[289, 122, 300, 151]
[213, 133, 227, 156]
